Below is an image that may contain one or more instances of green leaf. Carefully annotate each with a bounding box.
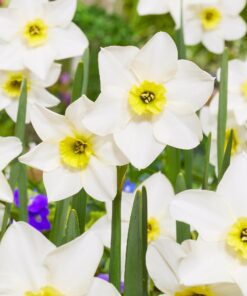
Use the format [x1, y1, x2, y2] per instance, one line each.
[82, 48, 90, 96]
[217, 48, 228, 175]
[184, 150, 193, 189]
[175, 172, 191, 243]
[141, 187, 148, 296]
[71, 61, 84, 102]
[202, 133, 212, 189]
[124, 190, 146, 296]
[218, 129, 233, 182]
[109, 165, 128, 291]
[49, 198, 71, 246]
[71, 189, 87, 234]
[164, 146, 181, 188]
[175, 0, 186, 60]
[64, 209, 80, 243]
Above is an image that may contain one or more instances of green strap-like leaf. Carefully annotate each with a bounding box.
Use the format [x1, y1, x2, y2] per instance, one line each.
[71, 189, 87, 234]
[218, 129, 233, 182]
[202, 133, 212, 189]
[64, 209, 80, 243]
[72, 61, 84, 102]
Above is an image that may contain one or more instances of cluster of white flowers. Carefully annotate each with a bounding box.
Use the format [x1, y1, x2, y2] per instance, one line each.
[138, 0, 247, 54]
[0, 0, 247, 295]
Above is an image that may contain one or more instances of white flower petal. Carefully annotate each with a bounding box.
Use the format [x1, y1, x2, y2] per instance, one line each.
[184, 19, 203, 45]
[81, 157, 117, 202]
[94, 135, 128, 166]
[153, 111, 202, 149]
[99, 46, 138, 90]
[87, 278, 121, 296]
[19, 142, 60, 172]
[9, 0, 44, 17]
[211, 283, 243, 296]
[0, 136, 22, 170]
[0, 41, 24, 71]
[30, 104, 72, 141]
[146, 238, 185, 293]
[114, 118, 165, 169]
[36, 63, 62, 87]
[23, 45, 56, 80]
[46, 231, 103, 295]
[44, 0, 77, 27]
[179, 240, 235, 286]
[5, 100, 31, 123]
[90, 216, 111, 248]
[43, 166, 83, 201]
[170, 190, 233, 241]
[0, 93, 12, 111]
[30, 88, 60, 108]
[131, 32, 178, 83]
[217, 154, 247, 217]
[220, 16, 246, 41]
[137, 0, 170, 16]
[0, 172, 14, 203]
[202, 31, 225, 54]
[49, 24, 88, 60]
[0, 222, 55, 295]
[232, 264, 247, 295]
[137, 172, 174, 217]
[0, 9, 19, 41]
[221, 0, 246, 16]
[166, 60, 215, 113]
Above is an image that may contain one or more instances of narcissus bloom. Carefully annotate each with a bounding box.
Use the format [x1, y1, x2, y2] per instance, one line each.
[137, 0, 174, 16]
[218, 59, 247, 124]
[0, 0, 88, 79]
[0, 136, 22, 202]
[200, 96, 247, 168]
[0, 222, 120, 296]
[84, 32, 214, 169]
[171, 0, 247, 54]
[0, 63, 61, 123]
[91, 173, 176, 276]
[20, 97, 127, 202]
[170, 154, 247, 293]
[146, 237, 243, 296]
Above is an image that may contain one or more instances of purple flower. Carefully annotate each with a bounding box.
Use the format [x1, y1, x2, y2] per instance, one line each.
[123, 180, 136, 193]
[97, 273, 124, 293]
[59, 72, 71, 85]
[14, 190, 51, 232]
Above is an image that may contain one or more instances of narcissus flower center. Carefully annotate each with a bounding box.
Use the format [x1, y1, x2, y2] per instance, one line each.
[227, 217, 247, 259]
[2, 72, 30, 98]
[23, 19, 48, 47]
[25, 286, 63, 296]
[128, 80, 166, 115]
[200, 7, 222, 30]
[224, 129, 239, 155]
[59, 136, 93, 169]
[241, 80, 247, 98]
[174, 285, 214, 296]
[147, 217, 160, 242]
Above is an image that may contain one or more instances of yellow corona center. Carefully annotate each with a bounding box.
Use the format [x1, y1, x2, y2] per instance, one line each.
[23, 19, 48, 47]
[224, 128, 239, 155]
[200, 7, 222, 30]
[175, 285, 214, 296]
[227, 217, 247, 259]
[241, 80, 247, 98]
[148, 217, 160, 243]
[25, 286, 63, 296]
[59, 136, 93, 169]
[128, 80, 166, 116]
[2, 72, 30, 98]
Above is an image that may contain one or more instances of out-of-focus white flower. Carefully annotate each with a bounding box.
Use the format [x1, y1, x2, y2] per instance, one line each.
[200, 95, 247, 168]
[170, 154, 247, 293]
[0, 136, 22, 203]
[171, 0, 247, 54]
[0, 0, 88, 79]
[146, 237, 243, 296]
[19, 96, 128, 202]
[83, 32, 214, 169]
[137, 0, 173, 16]
[0, 63, 61, 123]
[0, 222, 120, 296]
[218, 59, 247, 125]
[91, 172, 176, 277]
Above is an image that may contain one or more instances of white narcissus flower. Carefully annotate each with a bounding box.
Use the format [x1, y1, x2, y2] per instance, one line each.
[91, 172, 176, 277]
[137, 0, 173, 16]
[0, 0, 88, 79]
[0, 63, 61, 123]
[200, 95, 247, 168]
[170, 0, 247, 54]
[0, 222, 120, 296]
[0, 136, 22, 202]
[83, 32, 214, 169]
[218, 59, 247, 125]
[19, 96, 128, 202]
[146, 237, 243, 296]
[170, 154, 247, 293]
